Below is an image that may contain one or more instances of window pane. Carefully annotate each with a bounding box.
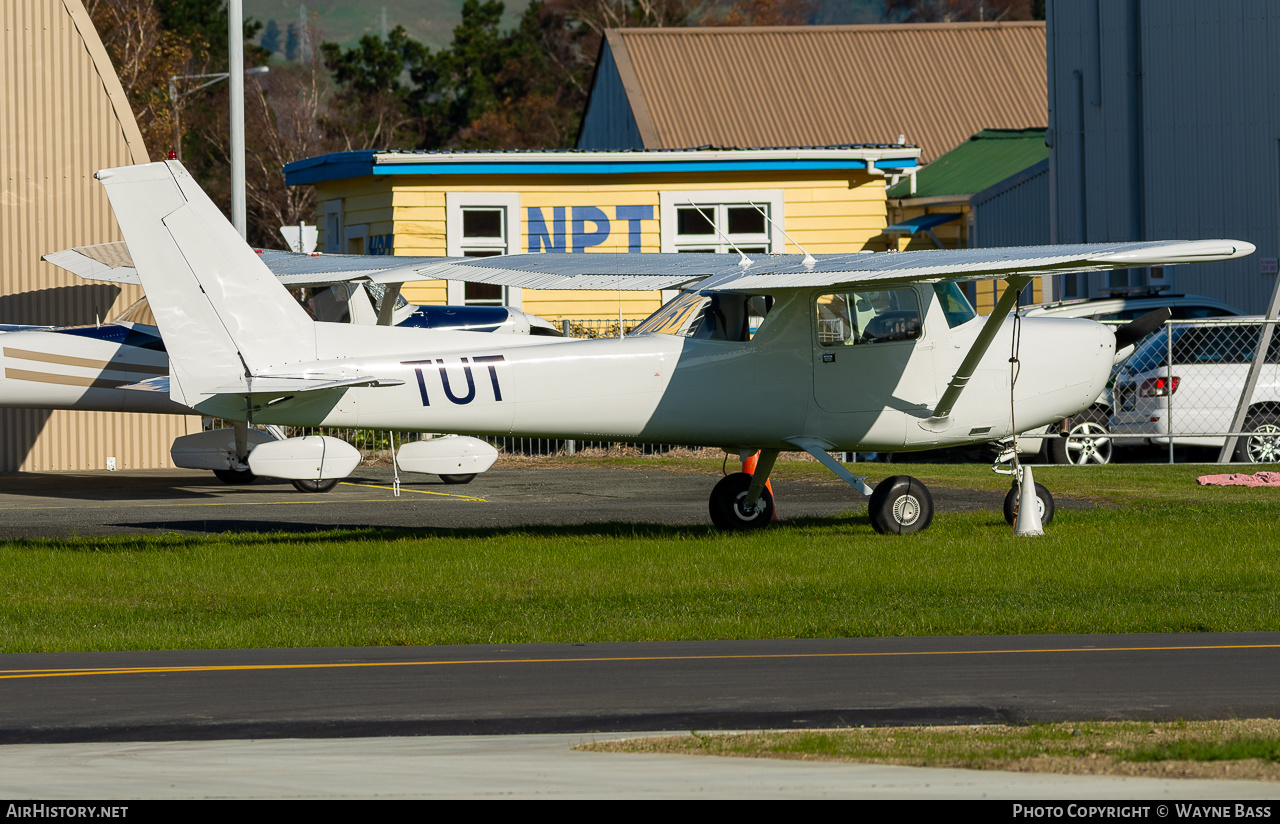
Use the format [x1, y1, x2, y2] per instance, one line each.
[462, 209, 503, 238]
[932, 282, 976, 328]
[677, 207, 715, 235]
[726, 206, 766, 235]
[465, 282, 504, 304]
[817, 289, 921, 347]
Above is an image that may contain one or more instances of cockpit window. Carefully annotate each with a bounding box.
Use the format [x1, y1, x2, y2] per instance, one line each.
[817, 289, 921, 346]
[632, 291, 774, 341]
[632, 291, 711, 337]
[933, 282, 977, 328]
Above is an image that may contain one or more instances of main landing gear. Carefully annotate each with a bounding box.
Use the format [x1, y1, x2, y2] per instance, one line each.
[867, 475, 934, 535]
[706, 443, 939, 535]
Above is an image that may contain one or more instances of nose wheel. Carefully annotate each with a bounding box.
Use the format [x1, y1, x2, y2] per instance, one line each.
[868, 475, 934, 534]
[1003, 480, 1055, 525]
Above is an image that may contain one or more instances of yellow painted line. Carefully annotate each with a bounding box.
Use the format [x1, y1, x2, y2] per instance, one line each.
[339, 481, 486, 502]
[0, 498, 416, 512]
[0, 485, 486, 511]
[1, 643, 1275, 681]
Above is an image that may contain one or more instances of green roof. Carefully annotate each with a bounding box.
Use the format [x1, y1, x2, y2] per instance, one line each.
[886, 128, 1047, 200]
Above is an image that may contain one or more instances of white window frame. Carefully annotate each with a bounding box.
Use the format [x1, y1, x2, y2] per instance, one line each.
[659, 189, 785, 255]
[323, 199, 344, 253]
[446, 192, 522, 308]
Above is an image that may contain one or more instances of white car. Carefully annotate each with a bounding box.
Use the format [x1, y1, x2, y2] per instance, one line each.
[1017, 292, 1242, 464]
[1109, 318, 1280, 462]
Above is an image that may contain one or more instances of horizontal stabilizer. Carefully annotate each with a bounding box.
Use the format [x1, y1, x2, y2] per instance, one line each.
[42, 243, 138, 284]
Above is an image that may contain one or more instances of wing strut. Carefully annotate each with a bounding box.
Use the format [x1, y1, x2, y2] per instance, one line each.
[921, 275, 1032, 432]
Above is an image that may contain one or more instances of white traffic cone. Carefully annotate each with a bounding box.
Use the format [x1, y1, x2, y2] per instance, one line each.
[1014, 464, 1044, 537]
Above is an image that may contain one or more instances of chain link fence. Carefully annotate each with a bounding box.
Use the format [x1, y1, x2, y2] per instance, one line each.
[1101, 317, 1280, 464]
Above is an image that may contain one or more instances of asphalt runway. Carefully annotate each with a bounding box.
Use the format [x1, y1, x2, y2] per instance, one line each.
[0, 464, 1080, 538]
[1, 633, 1278, 744]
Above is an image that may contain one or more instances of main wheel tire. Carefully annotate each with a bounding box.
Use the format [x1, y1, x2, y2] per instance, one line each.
[1048, 408, 1112, 465]
[1234, 412, 1280, 463]
[708, 471, 775, 531]
[213, 468, 256, 485]
[439, 473, 477, 485]
[1003, 481, 1056, 526]
[868, 475, 934, 535]
[291, 478, 340, 493]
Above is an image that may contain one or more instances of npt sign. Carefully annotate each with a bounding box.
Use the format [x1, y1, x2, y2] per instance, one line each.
[527, 206, 653, 253]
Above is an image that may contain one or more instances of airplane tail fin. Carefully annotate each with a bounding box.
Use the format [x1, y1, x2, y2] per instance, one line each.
[94, 161, 316, 407]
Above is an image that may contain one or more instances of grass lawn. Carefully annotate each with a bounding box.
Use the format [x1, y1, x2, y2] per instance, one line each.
[0, 461, 1277, 652]
[579, 720, 1280, 782]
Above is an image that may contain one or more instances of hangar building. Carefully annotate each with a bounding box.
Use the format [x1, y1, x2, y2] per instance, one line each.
[0, 0, 196, 472]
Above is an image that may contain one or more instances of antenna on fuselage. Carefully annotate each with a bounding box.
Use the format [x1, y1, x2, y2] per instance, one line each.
[748, 201, 816, 268]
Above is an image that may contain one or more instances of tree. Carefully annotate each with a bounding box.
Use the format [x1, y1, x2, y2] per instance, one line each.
[708, 0, 820, 26]
[261, 19, 282, 55]
[320, 25, 427, 150]
[85, 0, 201, 160]
[882, 0, 1039, 22]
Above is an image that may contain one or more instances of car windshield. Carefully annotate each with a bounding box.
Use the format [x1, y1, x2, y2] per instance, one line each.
[1124, 323, 1280, 373]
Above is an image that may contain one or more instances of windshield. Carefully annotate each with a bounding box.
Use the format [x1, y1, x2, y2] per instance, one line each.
[933, 282, 977, 328]
[1125, 323, 1280, 374]
[632, 291, 710, 337]
[632, 291, 775, 341]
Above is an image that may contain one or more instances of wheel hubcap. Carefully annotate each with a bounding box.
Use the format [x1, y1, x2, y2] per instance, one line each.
[892, 494, 921, 526]
[734, 493, 765, 521]
[1246, 424, 1280, 463]
[1065, 422, 1111, 465]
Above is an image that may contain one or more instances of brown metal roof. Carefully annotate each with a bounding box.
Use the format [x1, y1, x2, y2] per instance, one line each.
[605, 22, 1046, 163]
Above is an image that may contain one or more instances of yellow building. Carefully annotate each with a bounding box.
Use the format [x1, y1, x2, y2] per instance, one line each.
[285, 146, 920, 323]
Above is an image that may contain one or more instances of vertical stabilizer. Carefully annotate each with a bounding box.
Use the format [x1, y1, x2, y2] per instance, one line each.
[95, 161, 315, 406]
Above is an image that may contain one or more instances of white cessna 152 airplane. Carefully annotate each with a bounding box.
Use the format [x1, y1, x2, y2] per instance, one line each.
[94, 160, 1254, 533]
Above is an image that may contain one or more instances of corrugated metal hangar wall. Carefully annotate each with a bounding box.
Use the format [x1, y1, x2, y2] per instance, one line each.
[0, 0, 196, 472]
[1048, 0, 1279, 312]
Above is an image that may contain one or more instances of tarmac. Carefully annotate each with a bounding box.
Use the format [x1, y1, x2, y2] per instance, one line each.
[3, 733, 1278, 800]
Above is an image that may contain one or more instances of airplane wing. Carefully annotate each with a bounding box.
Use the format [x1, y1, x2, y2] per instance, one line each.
[42, 242, 438, 288]
[46, 240, 1253, 293]
[44, 243, 725, 291]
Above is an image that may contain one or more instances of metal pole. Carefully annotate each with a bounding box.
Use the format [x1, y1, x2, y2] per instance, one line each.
[1219, 272, 1280, 462]
[229, 0, 246, 239]
[1167, 325, 1174, 464]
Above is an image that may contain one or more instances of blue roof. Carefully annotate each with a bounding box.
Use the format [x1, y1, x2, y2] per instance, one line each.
[883, 213, 963, 233]
[284, 147, 919, 186]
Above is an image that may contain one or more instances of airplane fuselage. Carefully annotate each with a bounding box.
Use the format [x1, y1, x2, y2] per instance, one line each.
[190, 285, 1113, 453]
[0, 324, 185, 414]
